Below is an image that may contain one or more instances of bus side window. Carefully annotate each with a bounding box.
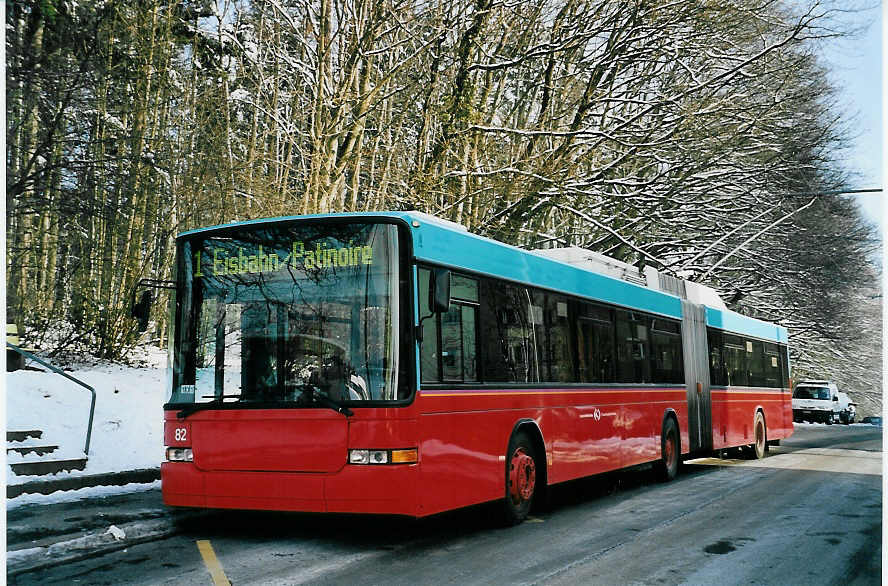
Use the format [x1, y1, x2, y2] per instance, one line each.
[779, 344, 790, 388]
[545, 294, 574, 382]
[576, 302, 614, 383]
[529, 290, 546, 381]
[764, 342, 781, 388]
[418, 268, 440, 383]
[460, 304, 478, 381]
[615, 310, 650, 383]
[707, 328, 724, 386]
[723, 334, 747, 387]
[650, 319, 683, 384]
[419, 268, 479, 384]
[747, 340, 766, 387]
[480, 281, 538, 383]
[441, 302, 478, 383]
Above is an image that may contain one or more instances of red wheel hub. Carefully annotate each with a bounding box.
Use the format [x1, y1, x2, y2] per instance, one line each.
[509, 448, 536, 504]
[665, 431, 676, 466]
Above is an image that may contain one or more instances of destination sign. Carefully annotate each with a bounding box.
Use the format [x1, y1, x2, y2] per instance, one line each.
[194, 241, 373, 278]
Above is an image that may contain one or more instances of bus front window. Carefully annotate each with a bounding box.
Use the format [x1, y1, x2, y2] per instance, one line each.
[169, 222, 402, 406]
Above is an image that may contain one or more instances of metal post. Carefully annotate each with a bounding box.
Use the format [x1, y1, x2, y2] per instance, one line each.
[6, 343, 97, 455]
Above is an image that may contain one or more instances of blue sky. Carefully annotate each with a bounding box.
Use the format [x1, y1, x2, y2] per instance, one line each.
[820, 5, 882, 230]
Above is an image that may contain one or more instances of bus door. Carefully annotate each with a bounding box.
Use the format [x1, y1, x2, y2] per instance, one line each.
[681, 300, 712, 453]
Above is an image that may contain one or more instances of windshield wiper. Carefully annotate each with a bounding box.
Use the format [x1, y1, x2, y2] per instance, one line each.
[174, 389, 353, 419]
[176, 395, 242, 419]
[302, 385, 353, 417]
[176, 402, 218, 420]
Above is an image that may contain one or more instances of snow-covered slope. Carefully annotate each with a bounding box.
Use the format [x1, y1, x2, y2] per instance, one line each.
[6, 346, 168, 504]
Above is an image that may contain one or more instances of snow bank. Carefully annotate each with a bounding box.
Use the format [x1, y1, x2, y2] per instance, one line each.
[6, 347, 168, 485]
[7, 481, 161, 510]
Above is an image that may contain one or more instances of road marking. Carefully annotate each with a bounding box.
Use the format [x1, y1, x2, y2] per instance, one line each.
[197, 540, 231, 586]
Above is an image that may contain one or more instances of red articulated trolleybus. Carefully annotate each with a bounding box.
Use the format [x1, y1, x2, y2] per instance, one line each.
[162, 212, 792, 523]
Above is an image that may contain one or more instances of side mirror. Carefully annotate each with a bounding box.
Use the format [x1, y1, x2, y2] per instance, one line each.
[131, 290, 153, 332]
[429, 268, 451, 313]
[833, 396, 839, 402]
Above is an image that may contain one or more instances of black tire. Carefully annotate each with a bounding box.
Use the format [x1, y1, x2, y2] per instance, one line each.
[752, 412, 767, 459]
[501, 431, 538, 525]
[656, 417, 680, 482]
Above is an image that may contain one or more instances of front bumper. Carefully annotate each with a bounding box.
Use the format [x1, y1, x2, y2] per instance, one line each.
[793, 409, 834, 423]
[161, 462, 419, 516]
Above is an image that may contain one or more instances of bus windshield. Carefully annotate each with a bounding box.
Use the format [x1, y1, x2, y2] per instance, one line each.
[169, 222, 402, 407]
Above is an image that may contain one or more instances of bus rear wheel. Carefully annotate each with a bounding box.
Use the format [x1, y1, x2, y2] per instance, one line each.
[752, 412, 768, 459]
[502, 431, 537, 525]
[656, 417, 679, 482]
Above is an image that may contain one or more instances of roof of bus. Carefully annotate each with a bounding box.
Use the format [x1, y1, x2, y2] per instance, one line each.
[178, 211, 788, 343]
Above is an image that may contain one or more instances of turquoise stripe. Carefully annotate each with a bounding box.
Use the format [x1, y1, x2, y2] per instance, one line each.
[705, 307, 787, 343]
[408, 217, 682, 319]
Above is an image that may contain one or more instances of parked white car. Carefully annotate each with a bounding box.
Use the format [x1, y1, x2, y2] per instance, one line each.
[792, 380, 840, 424]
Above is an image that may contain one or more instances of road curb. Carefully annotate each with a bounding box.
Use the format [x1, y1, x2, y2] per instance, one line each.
[6, 518, 177, 577]
[7, 468, 161, 498]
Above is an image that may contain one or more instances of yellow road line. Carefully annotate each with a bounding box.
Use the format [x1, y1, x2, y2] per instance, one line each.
[197, 540, 231, 586]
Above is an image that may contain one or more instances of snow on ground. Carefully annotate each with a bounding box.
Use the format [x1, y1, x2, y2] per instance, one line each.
[7, 481, 162, 510]
[6, 346, 169, 507]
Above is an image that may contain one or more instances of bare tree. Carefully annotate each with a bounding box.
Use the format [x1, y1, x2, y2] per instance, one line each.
[6, 0, 880, 412]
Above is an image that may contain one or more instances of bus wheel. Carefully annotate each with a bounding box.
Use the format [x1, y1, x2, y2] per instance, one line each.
[753, 412, 767, 459]
[502, 431, 537, 525]
[657, 417, 679, 482]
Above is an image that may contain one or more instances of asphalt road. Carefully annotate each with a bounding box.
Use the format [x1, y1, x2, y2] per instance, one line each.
[10, 424, 882, 585]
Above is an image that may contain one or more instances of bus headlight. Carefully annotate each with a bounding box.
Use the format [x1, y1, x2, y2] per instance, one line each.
[166, 447, 193, 462]
[348, 448, 417, 465]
